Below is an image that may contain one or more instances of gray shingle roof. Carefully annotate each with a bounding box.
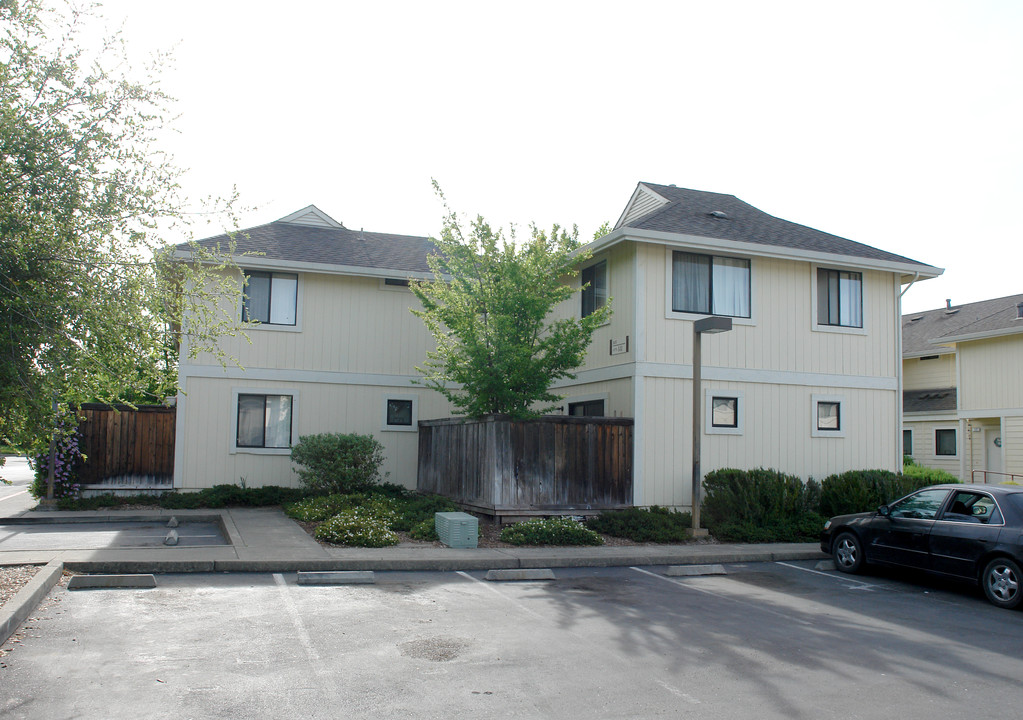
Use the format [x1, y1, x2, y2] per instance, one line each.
[182, 220, 434, 274]
[624, 183, 933, 267]
[902, 292, 1023, 354]
[903, 388, 957, 413]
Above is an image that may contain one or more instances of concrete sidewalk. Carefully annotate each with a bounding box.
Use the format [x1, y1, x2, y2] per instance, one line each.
[0, 506, 827, 573]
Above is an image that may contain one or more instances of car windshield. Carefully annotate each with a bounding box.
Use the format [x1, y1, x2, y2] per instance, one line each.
[889, 488, 950, 519]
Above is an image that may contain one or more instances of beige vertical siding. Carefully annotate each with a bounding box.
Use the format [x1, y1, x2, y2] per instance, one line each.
[902, 418, 963, 478]
[177, 376, 453, 490]
[635, 246, 898, 378]
[190, 272, 435, 376]
[903, 354, 956, 390]
[959, 336, 1023, 411]
[554, 378, 635, 417]
[1005, 417, 1023, 477]
[638, 378, 898, 508]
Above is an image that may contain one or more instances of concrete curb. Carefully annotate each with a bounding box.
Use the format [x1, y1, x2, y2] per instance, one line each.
[1, 559, 63, 646]
[55, 547, 827, 574]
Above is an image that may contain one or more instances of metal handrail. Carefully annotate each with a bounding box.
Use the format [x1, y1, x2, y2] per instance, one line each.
[971, 470, 1023, 485]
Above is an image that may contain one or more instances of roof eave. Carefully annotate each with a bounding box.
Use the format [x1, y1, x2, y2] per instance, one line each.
[930, 325, 1023, 345]
[583, 227, 943, 278]
[170, 248, 436, 280]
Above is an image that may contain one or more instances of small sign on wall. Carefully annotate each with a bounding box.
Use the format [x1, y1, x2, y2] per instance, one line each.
[610, 336, 629, 355]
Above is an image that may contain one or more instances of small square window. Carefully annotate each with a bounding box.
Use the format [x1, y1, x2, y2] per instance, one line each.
[817, 401, 841, 431]
[936, 429, 957, 456]
[387, 399, 413, 426]
[711, 397, 738, 428]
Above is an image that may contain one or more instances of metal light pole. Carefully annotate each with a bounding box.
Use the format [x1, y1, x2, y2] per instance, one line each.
[692, 316, 732, 536]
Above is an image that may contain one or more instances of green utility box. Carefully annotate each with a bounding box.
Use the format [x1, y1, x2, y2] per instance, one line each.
[435, 512, 479, 549]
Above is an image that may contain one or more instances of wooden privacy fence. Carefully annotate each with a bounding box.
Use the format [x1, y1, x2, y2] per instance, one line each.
[75, 404, 176, 485]
[417, 414, 633, 520]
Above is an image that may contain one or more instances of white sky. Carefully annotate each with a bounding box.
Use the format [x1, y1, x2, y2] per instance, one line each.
[89, 0, 1021, 314]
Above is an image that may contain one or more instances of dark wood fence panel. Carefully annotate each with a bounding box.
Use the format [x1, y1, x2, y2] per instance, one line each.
[418, 415, 633, 519]
[75, 404, 176, 485]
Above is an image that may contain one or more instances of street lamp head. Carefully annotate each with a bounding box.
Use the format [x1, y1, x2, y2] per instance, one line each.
[694, 316, 733, 334]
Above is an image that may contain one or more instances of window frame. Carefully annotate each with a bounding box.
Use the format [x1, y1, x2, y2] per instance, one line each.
[705, 388, 744, 435]
[231, 389, 296, 455]
[382, 394, 418, 432]
[669, 250, 751, 319]
[812, 265, 866, 334]
[240, 269, 302, 331]
[811, 394, 846, 438]
[561, 392, 610, 417]
[903, 428, 913, 456]
[581, 260, 608, 318]
[568, 398, 605, 417]
[935, 428, 958, 457]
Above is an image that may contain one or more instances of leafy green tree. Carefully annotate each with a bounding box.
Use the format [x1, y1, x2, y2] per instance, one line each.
[410, 185, 611, 419]
[0, 0, 245, 478]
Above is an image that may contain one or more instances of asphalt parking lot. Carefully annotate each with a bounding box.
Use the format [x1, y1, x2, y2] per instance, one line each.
[2, 561, 1021, 719]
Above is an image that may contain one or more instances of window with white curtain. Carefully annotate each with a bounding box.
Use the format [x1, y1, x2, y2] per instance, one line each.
[672, 251, 750, 318]
[242, 271, 298, 325]
[817, 268, 862, 328]
[236, 393, 293, 448]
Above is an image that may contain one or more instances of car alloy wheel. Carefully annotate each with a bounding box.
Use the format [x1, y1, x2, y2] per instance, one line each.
[982, 558, 1022, 609]
[832, 532, 863, 574]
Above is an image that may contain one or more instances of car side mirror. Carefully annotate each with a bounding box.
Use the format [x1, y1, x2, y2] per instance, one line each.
[878, 505, 891, 518]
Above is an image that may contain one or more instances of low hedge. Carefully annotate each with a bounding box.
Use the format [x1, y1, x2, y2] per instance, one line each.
[586, 506, 692, 543]
[51, 484, 310, 511]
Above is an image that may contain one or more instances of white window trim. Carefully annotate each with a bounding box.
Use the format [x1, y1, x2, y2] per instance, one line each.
[934, 426, 959, 458]
[811, 393, 846, 438]
[239, 270, 304, 333]
[230, 387, 298, 455]
[560, 392, 611, 416]
[706, 388, 743, 435]
[382, 394, 419, 432]
[664, 248, 757, 326]
[810, 264, 867, 336]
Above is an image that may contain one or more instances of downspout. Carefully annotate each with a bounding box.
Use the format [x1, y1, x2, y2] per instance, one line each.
[897, 272, 919, 472]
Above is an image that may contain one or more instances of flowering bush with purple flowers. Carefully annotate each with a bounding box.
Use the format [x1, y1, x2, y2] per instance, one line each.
[30, 417, 83, 500]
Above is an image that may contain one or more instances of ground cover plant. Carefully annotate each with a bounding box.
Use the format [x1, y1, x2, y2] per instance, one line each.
[499, 516, 604, 546]
[284, 485, 459, 547]
[586, 506, 692, 542]
[45, 485, 311, 511]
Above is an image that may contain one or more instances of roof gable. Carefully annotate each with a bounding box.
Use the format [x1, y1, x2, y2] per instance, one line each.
[277, 205, 344, 228]
[179, 208, 434, 276]
[616, 182, 936, 270]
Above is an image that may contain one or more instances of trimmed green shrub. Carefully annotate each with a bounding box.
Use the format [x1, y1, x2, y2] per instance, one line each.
[818, 470, 944, 517]
[500, 517, 604, 546]
[586, 506, 693, 543]
[901, 462, 960, 486]
[702, 468, 819, 527]
[710, 512, 828, 543]
[314, 508, 400, 547]
[290, 433, 386, 494]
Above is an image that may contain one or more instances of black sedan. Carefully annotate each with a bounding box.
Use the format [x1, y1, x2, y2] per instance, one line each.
[820, 483, 1023, 609]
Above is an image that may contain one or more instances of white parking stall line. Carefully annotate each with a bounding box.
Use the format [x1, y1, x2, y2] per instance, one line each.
[0, 490, 28, 503]
[775, 561, 878, 590]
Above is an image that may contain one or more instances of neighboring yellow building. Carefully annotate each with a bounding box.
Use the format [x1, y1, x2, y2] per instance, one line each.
[174, 184, 944, 512]
[902, 294, 1023, 483]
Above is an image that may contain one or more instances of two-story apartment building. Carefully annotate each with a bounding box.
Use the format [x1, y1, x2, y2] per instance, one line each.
[174, 184, 942, 511]
[902, 294, 1023, 482]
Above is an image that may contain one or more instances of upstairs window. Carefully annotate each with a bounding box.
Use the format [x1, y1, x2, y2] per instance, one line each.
[672, 252, 750, 318]
[243, 271, 298, 325]
[581, 261, 607, 318]
[817, 268, 862, 328]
